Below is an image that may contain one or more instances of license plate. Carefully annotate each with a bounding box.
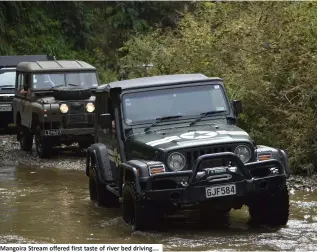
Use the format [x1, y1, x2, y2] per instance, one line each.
[205, 184, 236, 198]
[0, 104, 12, 111]
[44, 129, 61, 136]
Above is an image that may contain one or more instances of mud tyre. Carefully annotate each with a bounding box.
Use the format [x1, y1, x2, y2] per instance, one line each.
[52, 86, 91, 100]
[19, 127, 33, 151]
[248, 187, 289, 226]
[35, 126, 52, 158]
[122, 181, 163, 231]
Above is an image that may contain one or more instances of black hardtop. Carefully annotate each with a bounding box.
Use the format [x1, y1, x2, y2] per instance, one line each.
[0, 55, 55, 68]
[96, 74, 223, 93]
[16, 60, 96, 73]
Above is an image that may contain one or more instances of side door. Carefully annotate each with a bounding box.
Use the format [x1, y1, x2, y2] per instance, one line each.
[96, 93, 121, 179]
[19, 73, 32, 128]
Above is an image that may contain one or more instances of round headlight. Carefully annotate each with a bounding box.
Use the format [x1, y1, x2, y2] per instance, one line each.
[234, 145, 252, 163]
[60, 103, 69, 114]
[167, 152, 186, 171]
[86, 102, 95, 113]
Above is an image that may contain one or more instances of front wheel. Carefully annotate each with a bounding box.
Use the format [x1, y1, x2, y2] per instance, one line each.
[248, 187, 290, 226]
[35, 126, 52, 158]
[122, 182, 163, 231]
[19, 126, 33, 151]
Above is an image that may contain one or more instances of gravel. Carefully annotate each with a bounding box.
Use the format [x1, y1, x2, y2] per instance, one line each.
[0, 133, 316, 191]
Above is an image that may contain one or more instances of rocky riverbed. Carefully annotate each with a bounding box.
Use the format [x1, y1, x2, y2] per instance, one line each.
[0, 133, 316, 191]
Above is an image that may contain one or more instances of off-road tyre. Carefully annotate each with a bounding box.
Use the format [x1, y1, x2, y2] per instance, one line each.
[248, 187, 290, 227]
[79, 141, 91, 149]
[35, 126, 52, 158]
[122, 181, 163, 231]
[52, 86, 91, 100]
[19, 126, 33, 151]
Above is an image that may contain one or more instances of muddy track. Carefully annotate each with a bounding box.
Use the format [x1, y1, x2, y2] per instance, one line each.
[0, 133, 316, 191]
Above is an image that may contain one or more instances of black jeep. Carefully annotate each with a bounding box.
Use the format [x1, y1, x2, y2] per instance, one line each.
[86, 74, 290, 230]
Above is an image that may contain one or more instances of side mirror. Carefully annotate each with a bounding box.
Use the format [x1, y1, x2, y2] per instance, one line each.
[100, 113, 112, 129]
[232, 100, 243, 116]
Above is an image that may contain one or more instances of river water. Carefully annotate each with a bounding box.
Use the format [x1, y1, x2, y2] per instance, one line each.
[0, 162, 316, 251]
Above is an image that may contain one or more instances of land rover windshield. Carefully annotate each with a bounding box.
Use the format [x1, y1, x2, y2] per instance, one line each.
[0, 71, 15, 88]
[122, 84, 229, 125]
[31, 72, 98, 89]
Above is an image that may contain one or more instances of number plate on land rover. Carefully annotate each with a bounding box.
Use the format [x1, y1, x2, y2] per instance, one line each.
[0, 104, 12, 111]
[206, 184, 236, 198]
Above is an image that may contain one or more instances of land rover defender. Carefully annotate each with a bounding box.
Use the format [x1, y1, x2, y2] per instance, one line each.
[85, 74, 290, 230]
[13, 60, 99, 158]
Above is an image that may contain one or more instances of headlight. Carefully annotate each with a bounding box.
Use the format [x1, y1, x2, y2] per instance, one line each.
[60, 103, 69, 113]
[86, 102, 95, 113]
[167, 152, 186, 171]
[234, 145, 252, 163]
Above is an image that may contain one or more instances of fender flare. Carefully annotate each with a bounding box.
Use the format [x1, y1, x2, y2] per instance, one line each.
[86, 143, 114, 184]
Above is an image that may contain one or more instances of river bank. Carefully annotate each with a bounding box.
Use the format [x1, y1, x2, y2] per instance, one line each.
[0, 134, 316, 191]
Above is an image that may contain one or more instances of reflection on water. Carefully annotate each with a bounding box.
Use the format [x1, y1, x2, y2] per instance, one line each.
[0, 163, 316, 251]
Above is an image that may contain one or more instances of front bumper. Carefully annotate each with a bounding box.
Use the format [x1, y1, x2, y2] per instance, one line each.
[124, 152, 288, 205]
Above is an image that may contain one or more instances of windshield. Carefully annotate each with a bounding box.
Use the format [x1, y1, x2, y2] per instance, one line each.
[122, 84, 229, 125]
[32, 72, 98, 89]
[0, 71, 16, 87]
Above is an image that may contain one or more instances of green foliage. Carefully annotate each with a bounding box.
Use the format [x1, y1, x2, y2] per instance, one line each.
[120, 2, 317, 174]
[0, 1, 315, 174]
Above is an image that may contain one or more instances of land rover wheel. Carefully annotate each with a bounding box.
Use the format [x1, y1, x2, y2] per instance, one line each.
[248, 187, 289, 226]
[19, 127, 33, 151]
[79, 142, 91, 149]
[122, 182, 163, 231]
[35, 126, 52, 158]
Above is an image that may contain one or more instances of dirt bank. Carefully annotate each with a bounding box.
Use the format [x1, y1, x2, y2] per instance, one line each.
[0, 133, 316, 191]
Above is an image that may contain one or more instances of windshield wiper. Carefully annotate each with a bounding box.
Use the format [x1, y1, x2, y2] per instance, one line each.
[49, 84, 64, 90]
[190, 110, 226, 126]
[144, 115, 183, 133]
[67, 83, 79, 87]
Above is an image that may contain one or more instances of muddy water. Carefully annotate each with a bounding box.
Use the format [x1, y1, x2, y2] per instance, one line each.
[0, 163, 316, 251]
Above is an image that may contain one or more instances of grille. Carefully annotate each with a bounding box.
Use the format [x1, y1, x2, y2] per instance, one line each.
[185, 144, 236, 164]
[69, 103, 85, 123]
[69, 103, 85, 114]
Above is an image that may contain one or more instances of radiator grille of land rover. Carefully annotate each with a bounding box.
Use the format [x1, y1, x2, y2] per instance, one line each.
[68, 103, 85, 123]
[184, 144, 237, 168]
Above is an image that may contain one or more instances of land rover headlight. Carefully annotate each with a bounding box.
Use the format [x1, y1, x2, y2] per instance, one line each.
[167, 152, 186, 171]
[234, 145, 252, 163]
[86, 102, 95, 113]
[60, 103, 69, 114]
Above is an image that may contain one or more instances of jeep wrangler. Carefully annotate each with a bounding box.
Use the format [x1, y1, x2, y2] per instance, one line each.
[86, 74, 290, 230]
[0, 55, 54, 131]
[13, 60, 99, 158]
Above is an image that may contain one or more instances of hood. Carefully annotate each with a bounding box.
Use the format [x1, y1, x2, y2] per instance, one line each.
[130, 124, 253, 152]
[35, 96, 95, 104]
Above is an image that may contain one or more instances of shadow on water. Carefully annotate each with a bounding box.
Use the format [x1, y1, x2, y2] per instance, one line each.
[0, 163, 316, 251]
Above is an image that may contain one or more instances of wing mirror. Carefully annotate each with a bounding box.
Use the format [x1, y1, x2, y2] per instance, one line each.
[100, 113, 112, 129]
[232, 100, 243, 116]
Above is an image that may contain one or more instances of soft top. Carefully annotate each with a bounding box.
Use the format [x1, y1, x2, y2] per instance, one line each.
[0, 55, 54, 68]
[97, 74, 222, 92]
[16, 60, 96, 73]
